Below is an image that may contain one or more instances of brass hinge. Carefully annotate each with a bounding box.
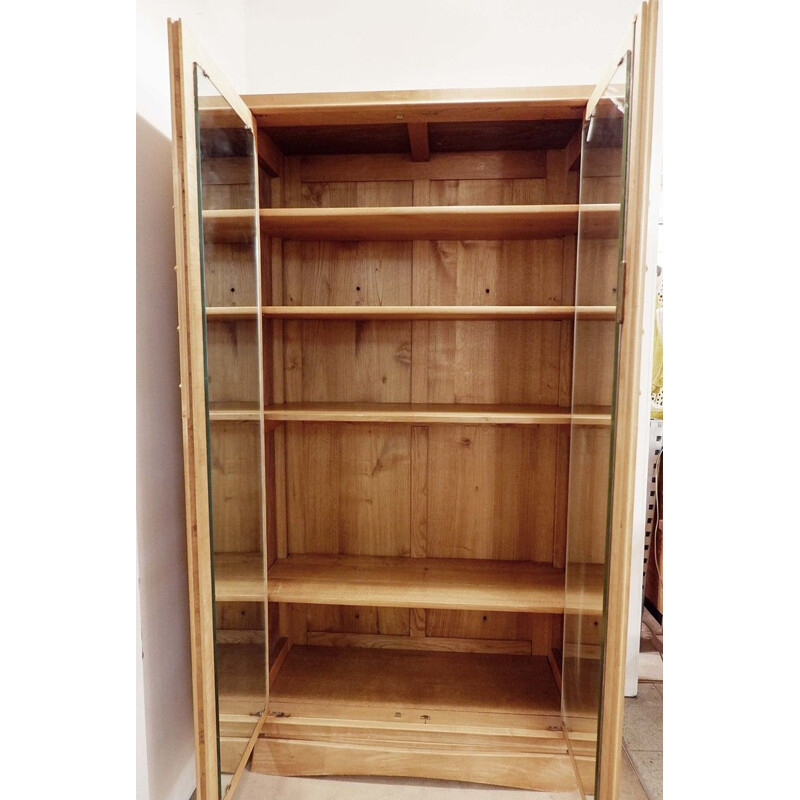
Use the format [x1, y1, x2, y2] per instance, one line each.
[616, 259, 628, 325]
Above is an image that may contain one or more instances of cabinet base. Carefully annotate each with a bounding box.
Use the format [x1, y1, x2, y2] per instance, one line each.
[251, 736, 579, 793]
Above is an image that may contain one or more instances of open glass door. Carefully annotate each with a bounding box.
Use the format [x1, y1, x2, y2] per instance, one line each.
[562, 46, 632, 800]
[562, 2, 658, 797]
[168, 21, 267, 800]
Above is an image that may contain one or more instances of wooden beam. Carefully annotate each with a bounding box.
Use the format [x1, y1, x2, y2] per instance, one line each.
[407, 122, 430, 161]
[257, 128, 283, 176]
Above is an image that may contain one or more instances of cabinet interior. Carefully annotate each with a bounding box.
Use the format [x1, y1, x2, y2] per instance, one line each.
[197, 100, 622, 794]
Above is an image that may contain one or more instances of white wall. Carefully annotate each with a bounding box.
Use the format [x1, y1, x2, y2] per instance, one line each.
[136, 3, 247, 800]
[243, 0, 642, 94]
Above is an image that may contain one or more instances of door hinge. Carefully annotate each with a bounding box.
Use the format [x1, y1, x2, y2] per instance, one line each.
[616, 259, 628, 325]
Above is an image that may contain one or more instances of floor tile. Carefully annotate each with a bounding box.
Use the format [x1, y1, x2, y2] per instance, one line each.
[623, 685, 663, 752]
[619, 750, 648, 800]
[234, 772, 577, 800]
[626, 751, 662, 800]
[638, 651, 663, 682]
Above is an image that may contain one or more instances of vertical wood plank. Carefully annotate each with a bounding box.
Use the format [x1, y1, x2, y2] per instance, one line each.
[545, 148, 567, 204]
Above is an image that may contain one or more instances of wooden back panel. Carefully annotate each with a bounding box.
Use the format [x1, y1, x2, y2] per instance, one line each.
[273, 148, 580, 653]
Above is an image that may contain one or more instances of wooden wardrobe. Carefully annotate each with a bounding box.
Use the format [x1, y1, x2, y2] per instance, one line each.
[167, 4, 658, 798]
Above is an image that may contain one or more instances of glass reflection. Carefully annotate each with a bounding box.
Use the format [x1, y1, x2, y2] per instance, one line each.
[194, 65, 266, 798]
[562, 53, 631, 800]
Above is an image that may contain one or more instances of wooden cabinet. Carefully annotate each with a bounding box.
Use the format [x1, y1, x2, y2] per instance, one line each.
[168, 4, 658, 798]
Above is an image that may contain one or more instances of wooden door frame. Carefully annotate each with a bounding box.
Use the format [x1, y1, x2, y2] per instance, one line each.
[167, 19, 261, 800]
[597, 2, 659, 799]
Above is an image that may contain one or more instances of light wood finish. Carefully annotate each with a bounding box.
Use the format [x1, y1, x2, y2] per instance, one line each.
[270, 646, 559, 715]
[209, 422, 262, 552]
[222, 711, 267, 800]
[263, 305, 615, 320]
[168, 20, 257, 799]
[204, 306, 260, 319]
[269, 637, 291, 684]
[407, 122, 430, 161]
[215, 553, 264, 601]
[217, 630, 266, 645]
[202, 204, 619, 241]
[252, 739, 577, 792]
[219, 738, 249, 775]
[243, 85, 593, 126]
[295, 150, 548, 182]
[256, 129, 283, 177]
[217, 643, 265, 717]
[208, 401, 261, 421]
[565, 126, 583, 171]
[598, 4, 659, 799]
[207, 305, 615, 321]
[261, 402, 611, 425]
[267, 554, 599, 613]
[305, 631, 532, 655]
[206, 305, 616, 320]
[172, 15, 656, 795]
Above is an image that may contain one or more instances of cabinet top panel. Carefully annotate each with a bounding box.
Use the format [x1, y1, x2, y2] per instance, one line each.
[240, 85, 592, 126]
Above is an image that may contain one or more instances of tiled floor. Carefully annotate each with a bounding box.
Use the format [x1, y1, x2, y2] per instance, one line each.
[213, 613, 663, 800]
[621, 609, 663, 800]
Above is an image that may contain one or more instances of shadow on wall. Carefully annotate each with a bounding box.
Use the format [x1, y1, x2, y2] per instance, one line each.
[136, 114, 196, 800]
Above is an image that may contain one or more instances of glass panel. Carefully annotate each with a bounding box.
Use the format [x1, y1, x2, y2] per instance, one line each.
[194, 66, 266, 798]
[562, 52, 631, 800]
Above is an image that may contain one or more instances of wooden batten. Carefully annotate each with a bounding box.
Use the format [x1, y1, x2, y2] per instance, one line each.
[257, 128, 284, 176]
[407, 122, 430, 161]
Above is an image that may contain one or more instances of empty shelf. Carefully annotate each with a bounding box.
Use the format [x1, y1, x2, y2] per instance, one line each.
[202, 204, 620, 241]
[263, 403, 610, 426]
[209, 402, 612, 426]
[269, 554, 569, 613]
[270, 645, 561, 718]
[209, 401, 262, 421]
[261, 305, 615, 320]
[206, 305, 616, 321]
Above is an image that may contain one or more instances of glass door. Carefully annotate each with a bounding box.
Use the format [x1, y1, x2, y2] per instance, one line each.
[169, 21, 267, 800]
[562, 52, 632, 800]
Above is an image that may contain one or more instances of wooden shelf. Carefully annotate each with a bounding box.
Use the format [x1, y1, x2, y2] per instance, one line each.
[270, 645, 561, 717]
[215, 553, 264, 601]
[206, 305, 616, 321]
[262, 305, 614, 320]
[208, 401, 262, 421]
[202, 203, 619, 242]
[203, 307, 260, 320]
[269, 554, 589, 614]
[210, 402, 611, 426]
